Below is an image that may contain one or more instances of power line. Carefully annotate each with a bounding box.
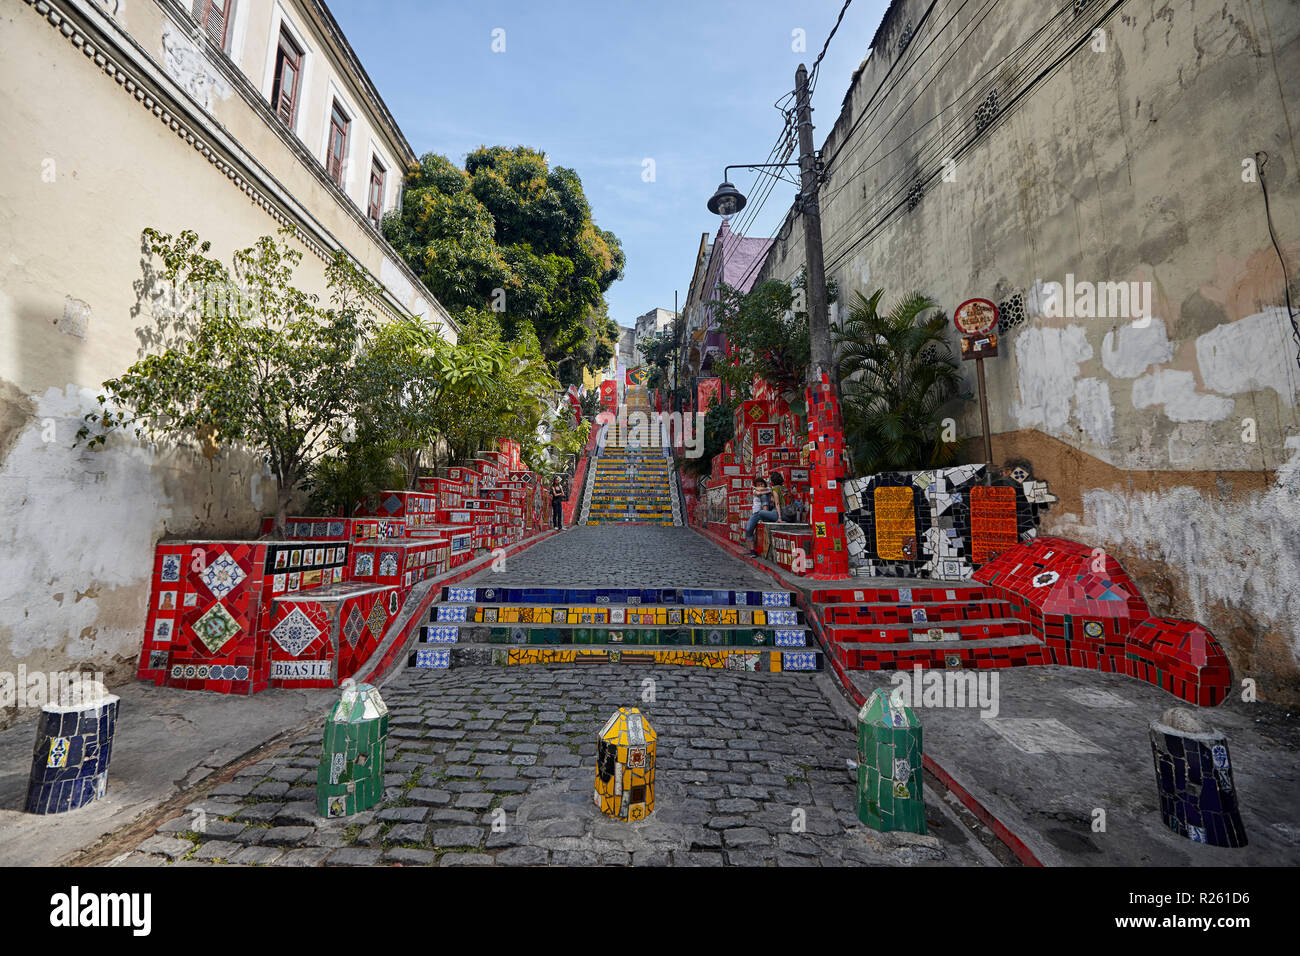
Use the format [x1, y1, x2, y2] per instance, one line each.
[809, 0, 856, 94]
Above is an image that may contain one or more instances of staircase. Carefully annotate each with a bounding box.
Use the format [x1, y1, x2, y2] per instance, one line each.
[410, 584, 823, 673]
[809, 582, 1045, 671]
[580, 405, 679, 525]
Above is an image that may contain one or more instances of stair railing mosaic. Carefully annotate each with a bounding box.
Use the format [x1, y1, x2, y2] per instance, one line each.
[135, 441, 550, 696]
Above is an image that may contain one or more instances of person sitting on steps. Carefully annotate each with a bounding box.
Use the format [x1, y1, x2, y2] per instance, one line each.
[744, 478, 780, 557]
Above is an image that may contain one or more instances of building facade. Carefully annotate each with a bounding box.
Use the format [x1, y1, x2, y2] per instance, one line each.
[753, 0, 1300, 703]
[680, 219, 773, 406]
[0, 0, 455, 725]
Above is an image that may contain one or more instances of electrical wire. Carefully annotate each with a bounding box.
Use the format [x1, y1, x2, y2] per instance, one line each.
[809, 0, 856, 94]
[1256, 151, 1300, 376]
[820, 0, 1118, 274]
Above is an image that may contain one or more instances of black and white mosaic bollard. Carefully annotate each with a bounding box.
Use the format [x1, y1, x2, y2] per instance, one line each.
[24, 680, 120, 815]
[1149, 708, 1247, 848]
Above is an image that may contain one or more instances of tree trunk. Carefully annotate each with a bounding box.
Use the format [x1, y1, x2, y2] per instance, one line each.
[273, 473, 295, 539]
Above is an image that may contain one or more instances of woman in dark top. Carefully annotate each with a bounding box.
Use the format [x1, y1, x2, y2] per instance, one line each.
[550, 475, 566, 530]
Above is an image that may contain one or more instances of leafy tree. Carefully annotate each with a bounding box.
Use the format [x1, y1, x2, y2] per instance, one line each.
[383, 146, 624, 380]
[78, 228, 378, 535]
[637, 315, 681, 394]
[682, 393, 735, 478]
[302, 428, 405, 518]
[711, 270, 836, 413]
[834, 289, 965, 474]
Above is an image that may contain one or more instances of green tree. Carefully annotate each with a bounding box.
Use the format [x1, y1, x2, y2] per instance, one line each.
[79, 228, 379, 535]
[834, 289, 965, 474]
[682, 393, 735, 478]
[383, 146, 624, 380]
[711, 270, 836, 413]
[637, 316, 681, 394]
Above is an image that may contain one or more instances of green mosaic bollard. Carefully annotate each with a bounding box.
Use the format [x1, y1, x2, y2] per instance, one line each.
[317, 679, 389, 819]
[856, 688, 927, 834]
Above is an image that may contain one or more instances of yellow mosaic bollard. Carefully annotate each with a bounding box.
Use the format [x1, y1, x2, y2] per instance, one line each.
[595, 707, 656, 820]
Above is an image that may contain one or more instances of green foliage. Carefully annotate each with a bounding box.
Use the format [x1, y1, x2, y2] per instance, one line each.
[636, 316, 681, 393]
[834, 289, 965, 475]
[711, 269, 836, 407]
[78, 227, 379, 533]
[682, 395, 736, 477]
[303, 432, 405, 518]
[384, 146, 624, 381]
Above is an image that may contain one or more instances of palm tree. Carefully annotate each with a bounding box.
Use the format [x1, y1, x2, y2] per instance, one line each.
[834, 289, 965, 474]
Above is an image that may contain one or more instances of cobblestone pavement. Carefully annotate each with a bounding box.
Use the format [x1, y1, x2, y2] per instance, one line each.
[110, 665, 996, 867]
[469, 526, 772, 589]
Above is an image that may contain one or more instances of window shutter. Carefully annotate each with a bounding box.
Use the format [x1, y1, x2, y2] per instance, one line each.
[194, 0, 231, 50]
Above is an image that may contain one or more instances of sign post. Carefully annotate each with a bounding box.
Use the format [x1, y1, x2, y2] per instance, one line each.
[954, 298, 1000, 476]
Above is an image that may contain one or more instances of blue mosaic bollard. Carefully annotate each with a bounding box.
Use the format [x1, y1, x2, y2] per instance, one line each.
[1149, 708, 1247, 848]
[25, 681, 120, 815]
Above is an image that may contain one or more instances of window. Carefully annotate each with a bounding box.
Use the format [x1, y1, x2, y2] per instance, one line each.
[327, 101, 349, 187]
[192, 0, 233, 51]
[367, 158, 386, 226]
[271, 27, 303, 129]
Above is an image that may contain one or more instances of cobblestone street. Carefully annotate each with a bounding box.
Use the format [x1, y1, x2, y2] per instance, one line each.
[465, 525, 774, 589]
[113, 665, 997, 867]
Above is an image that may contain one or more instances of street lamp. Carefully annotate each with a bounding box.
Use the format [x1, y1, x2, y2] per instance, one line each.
[706, 181, 746, 217]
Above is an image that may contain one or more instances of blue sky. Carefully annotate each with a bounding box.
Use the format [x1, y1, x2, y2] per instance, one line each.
[331, 0, 891, 328]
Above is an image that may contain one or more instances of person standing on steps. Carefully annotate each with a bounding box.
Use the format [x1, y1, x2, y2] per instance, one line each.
[744, 478, 779, 557]
[550, 475, 567, 531]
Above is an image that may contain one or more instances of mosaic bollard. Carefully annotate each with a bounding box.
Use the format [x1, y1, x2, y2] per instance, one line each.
[595, 707, 656, 821]
[1149, 708, 1247, 847]
[317, 680, 389, 819]
[25, 680, 120, 815]
[856, 689, 927, 834]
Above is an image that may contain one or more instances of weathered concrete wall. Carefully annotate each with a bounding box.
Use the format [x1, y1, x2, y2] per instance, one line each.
[0, 0, 448, 728]
[757, 0, 1300, 703]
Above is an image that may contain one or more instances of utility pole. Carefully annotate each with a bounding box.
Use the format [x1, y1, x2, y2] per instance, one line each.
[795, 63, 832, 386]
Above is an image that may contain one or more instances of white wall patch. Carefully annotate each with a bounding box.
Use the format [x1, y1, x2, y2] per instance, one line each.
[1131, 369, 1234, 422]
[1073, 377, 1115, 446]
[1101, 318, 1174, 378]
[1012, 325, 1092, 433]
[1196, 308, 1300, 407]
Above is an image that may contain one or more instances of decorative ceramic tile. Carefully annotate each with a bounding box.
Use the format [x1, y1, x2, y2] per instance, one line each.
[271, 607, 321, 657]
[199, 551, 246, 600]
[160, 554, 181, 582]
[193, 601, 241, 654]
[343, 607, 365, 648]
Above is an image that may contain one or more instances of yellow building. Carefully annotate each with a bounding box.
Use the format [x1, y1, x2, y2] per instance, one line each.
[0, 0, 454, 727]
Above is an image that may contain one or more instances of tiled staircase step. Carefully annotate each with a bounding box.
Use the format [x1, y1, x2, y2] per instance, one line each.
[430, 602, 804, 626]
[421, 623, 808, 647]
[438, 585, 796, 606]
[812, 584, 997, 604]
[822, 600, 1016, 625]
[824, 618, 1032, 644]
[833, 633, 1045, 670]
[459, 644, 822, 671]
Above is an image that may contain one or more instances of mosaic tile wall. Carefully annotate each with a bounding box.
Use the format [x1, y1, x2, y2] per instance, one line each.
[842, 465, 1057, 580]
[975, 536, 1231, 704]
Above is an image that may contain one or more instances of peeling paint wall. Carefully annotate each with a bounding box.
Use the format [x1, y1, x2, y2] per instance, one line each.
[757, 0, 1300, 702]
[0, 1, 442, 728]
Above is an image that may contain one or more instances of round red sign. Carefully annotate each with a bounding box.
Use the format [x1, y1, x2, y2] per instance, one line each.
[954, 298, 999, 336]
